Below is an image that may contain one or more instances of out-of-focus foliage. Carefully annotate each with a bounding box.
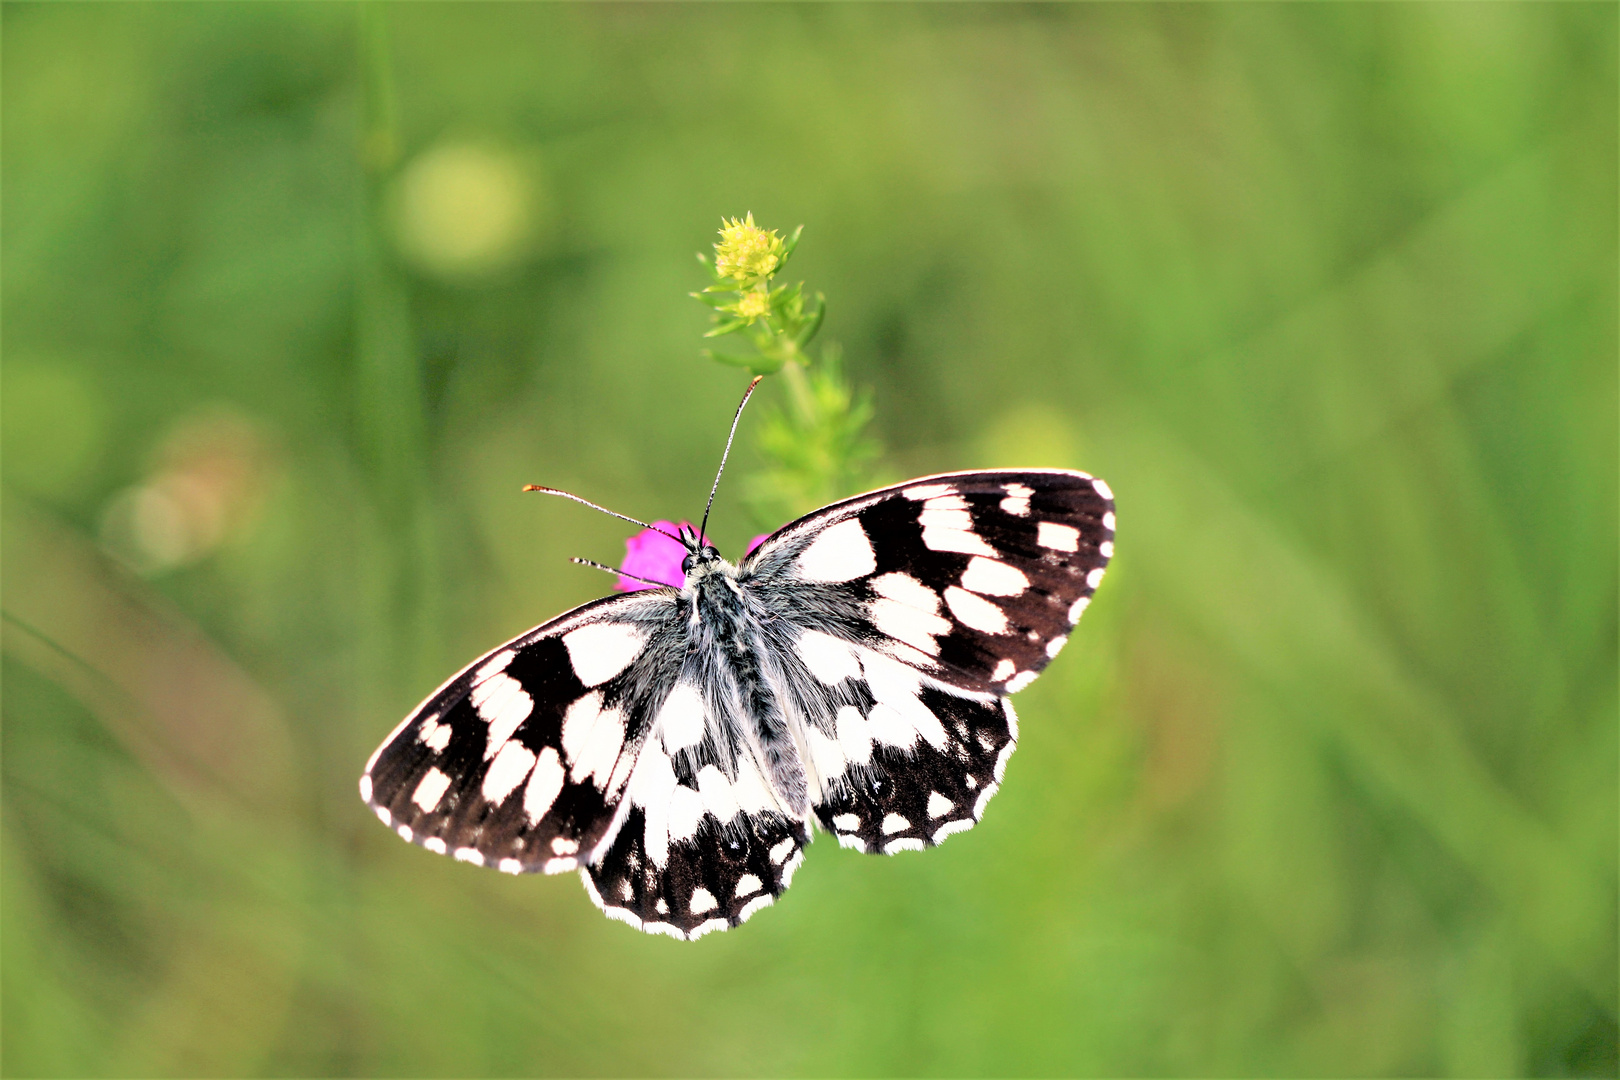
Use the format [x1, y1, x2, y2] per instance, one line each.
[2, 4, 1614, 1076]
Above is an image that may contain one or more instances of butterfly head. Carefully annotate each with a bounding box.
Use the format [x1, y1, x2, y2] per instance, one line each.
[677, 524, 722, 580]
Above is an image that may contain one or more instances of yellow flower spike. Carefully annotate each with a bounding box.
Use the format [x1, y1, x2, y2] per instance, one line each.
[714, 213, 784, 282]
[735, 289, 769, 320]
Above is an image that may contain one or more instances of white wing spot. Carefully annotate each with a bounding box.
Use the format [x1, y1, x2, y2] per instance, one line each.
[689, 887, 718, 915]
[424, 837, 447, 854]
[1001, 483, 1033, 516]
[480, 741, 537, 805]
[796, 518, 877, 582]
[551, 836, 579, 856]
[498, 858, 523, 874]
[454, 847, 483, 865]
[375, 805, 393, 827]
[885, 837, 926, 854]
[1092, 478, 1113, 501]
[882, 812, 911, 835]
[621, 879, 634, 901]
[1086, 567, 1106, 589]
[570, 705, 625, 788]
[735, 874, 763, 898]
[562, 622, 648, 687]
[730, 757, 778, 816]
[990, 658, 1016, 682]
[412, 767, 452, 813]
[1037, 522, 1080, 552]
[805, 724, 848, 790]
[628, 745, 679, 869]
[396, 823, 413, 842]
[933, 818, 975, 843]
[871, 572, 941, 611]
[919, 505, 974, 531]
[903, 483, 953, 500]
[542, 856, 577, 873]
[1102, 510, 1116, 531]
[696, 765, 741, 823]
[769, 838, 797, 864]
[961, 556, 1028, 597]
[358, 775, 373, 801]
[832, 813, 861, 832]
[739, 894, 773, 921]
[667, 784, 705, 843]
[475, 649, 515, 681]
[690, 917, 729, 939]
[835, 705, 873, 766]
[418, 717, 452, 753]
[927, 791, 953, 819]
[870, 598, 949, 656]
[797, 629, 863, 685]
[656, 898, 669, 915]
[861, 649, 949, 750]
[965, 774, 979, 790]
[944, 585, 1009, 634]
[655, 682, 707, 752]
[867, 703, 917, 749]
[1100, 540, 1114, 558]
[470, 672, 534, 759]
[1068, 596, 1091, 623]
[523, 747, 566, 823]
[1046, 635, 1068, 658]
[1005, 671, 1038, 693]
[921, 521, 998, 557]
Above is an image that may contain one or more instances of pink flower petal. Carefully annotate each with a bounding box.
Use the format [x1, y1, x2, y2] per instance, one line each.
[614, 523, 777, 591]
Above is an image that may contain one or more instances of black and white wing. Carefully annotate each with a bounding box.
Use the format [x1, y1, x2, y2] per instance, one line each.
[740, 468, 1114, 852]
[360, 588, 811, 940]
[581, 699, 811, 938]
[360, 589, 685, 875]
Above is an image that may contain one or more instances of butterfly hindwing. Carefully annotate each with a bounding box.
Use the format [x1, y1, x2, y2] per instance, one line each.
[581, 675, 811, 938]
[360, 590, 685, 873]
[744, 469, 1114, 694]
[804, 644, 1019, 853]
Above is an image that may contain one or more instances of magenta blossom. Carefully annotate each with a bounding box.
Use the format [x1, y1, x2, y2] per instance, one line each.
[615, 523, 776, 592]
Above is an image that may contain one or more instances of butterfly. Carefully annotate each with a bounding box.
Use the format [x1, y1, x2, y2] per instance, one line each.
[360, 381, 1114, 939]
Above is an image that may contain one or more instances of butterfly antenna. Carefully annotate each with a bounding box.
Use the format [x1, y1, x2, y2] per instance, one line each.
[570, 557, 669, 589]
[522, 485, 686, 546]
[698, 375, 764, 545]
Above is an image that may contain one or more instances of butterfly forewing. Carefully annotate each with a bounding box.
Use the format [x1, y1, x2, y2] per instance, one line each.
[360, 590, 684, 873]
[745, 469, 1115, 693]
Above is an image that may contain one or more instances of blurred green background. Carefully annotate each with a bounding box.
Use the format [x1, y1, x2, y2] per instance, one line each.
[3, 3, 1615, 1076]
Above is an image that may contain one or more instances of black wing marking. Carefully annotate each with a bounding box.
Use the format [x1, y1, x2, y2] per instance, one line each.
[744, 469, 1114, 694]
[359, 589, 685, 874]
[580, 678, 810, 939]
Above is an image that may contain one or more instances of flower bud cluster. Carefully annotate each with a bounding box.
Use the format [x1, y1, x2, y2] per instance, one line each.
[692, 213, 824, 376]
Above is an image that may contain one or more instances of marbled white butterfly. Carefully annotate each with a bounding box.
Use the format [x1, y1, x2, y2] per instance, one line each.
[360, 382, 1114, 939]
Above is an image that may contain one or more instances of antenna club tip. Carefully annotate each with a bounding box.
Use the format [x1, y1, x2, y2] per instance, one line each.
[522, 484, 543, 492]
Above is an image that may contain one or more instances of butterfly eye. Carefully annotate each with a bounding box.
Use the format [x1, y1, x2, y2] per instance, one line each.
[680, 552, 697, 575]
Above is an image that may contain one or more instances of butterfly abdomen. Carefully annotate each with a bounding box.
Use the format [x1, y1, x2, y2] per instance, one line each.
[687, 564, 811, 816]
